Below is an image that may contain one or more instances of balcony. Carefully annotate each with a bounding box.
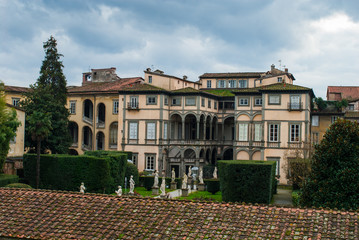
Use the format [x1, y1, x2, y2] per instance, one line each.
[82, 116, 93, 125]
[288, 142, 303, 149]
[97, 120, 105, 128]
[288, 102, 303, 111]
[127, 102, 139, 110]
[267, 142, 280, 148]
[168, 139, 218, 146]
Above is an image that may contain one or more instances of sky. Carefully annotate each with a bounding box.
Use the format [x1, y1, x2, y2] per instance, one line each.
[1, 0, 359, 98]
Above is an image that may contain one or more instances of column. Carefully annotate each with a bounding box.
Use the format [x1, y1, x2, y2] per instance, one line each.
[196, 120, 200, 140]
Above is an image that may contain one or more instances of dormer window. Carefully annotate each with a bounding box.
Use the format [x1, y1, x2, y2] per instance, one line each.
[149, 76, 152, 83]
[277, 77, 282, 83]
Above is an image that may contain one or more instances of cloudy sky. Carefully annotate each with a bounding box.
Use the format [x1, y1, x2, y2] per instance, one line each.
[1, 0, 359, 98]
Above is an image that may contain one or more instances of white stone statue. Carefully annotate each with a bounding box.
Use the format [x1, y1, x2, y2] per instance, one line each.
[182, 173, 188, 189]
[153, 171, 159, 188]
[129, 175, 135, 194]
[80, 182, 86, 193]
[160, 178, 166, 196]
[213, 167, 217, 179]
[199, 166, 204, 184]
[115, 186, 122, 196]
[188, 167, 192, 178]
[171, 168, 175, 182]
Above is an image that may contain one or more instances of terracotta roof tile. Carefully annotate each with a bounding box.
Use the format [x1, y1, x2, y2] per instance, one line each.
[327, 86, 359, 100]
[118, 83, 167, 92]
[4, 85, 30, 93]
[0, 188, 358, 239]
[200, 72, 264, 78]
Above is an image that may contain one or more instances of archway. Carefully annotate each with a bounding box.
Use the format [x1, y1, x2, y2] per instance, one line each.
[170, 114, 182, 139]
[223, 148, 233, 160]
[109, 122, 118, 148]
[96, 131, 105, 150]
[82, 126, 93, 150]
[97, 103, 106, 127]
[184, 114, 197, 140]
[223, 117, 234, 141]
[83, 99, 93, 120]
[68, 121, 78, 146]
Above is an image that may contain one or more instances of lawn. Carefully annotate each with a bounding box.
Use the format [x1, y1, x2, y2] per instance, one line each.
[177, 191, 222, 202]
[120, 187, 175, 197]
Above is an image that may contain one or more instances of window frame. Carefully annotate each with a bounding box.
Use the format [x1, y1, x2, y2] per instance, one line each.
[201, 98, 205, 107]
[238, 80, 248, 88]
[129, 96, 139, 108]
[112, 99, 119, 114]
[12, 97, 20, 107]
[129, 122, 138, 140]
[163, 122, 168, 139]
[217, 80, 226, 88]
[207, 80, 212, 88]
[289, 124, 301, 142]
[228, 80, 236, 88]
[69, 100, 76, 114]
[109, 122, 118, 147]
[132, 153, 138, 166]
[312, 115, 319, 127]
[146, 95, 157, 105]
[171, 97, 181, 106]
[238, 123, 248, 141]
[145, 154, 156, 170]
[164, 97, 168, 106]
[214, 101, 217, 109]
[148, 76, 152, 83]
[268, 95, 281, 105]
[277, 77, 283, 83]
[208, 99, 211, 108]
[254, 97, 262, 106]
[146, 122, 156, 140]
[268, 123, 280, 142]
[254, 123, 262, 142]
[238, 97, 249, 106]
[185, 97, 196, 106]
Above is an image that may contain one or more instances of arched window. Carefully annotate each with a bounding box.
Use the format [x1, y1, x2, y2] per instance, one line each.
[109, 122, 118, 148]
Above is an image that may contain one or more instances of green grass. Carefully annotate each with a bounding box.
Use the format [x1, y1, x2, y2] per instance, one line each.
[177, 191, 222, 202]
[115, 187, 175, 197]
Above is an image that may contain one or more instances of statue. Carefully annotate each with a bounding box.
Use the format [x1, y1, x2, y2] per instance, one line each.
[153, 171, 159, 188]
[80, 182, 86, 193]
[213, 167, 217, 179]
[115, 186, 122, 196]
[171, 168, 175, 182]
[188, 167, 192, 178]
[129, 175, 135, 194]
[182, 173, 188, 189]
[160, 178, 166, 196]
[199, 166, 204, 184]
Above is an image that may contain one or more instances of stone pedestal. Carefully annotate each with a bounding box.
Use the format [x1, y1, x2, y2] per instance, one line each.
[188, 177, 193, 185]
[170, 182, 177, 190]
[181, 188, 189, 197]
[198, 183, 205, 191]
[152, 187, 159, 195]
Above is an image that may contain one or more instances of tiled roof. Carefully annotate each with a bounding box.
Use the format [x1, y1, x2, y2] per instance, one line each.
[327, 86, 359, 100]
[4, 85, 30, 93]
[345, 111, 359, 118]
[171, 87, 201, 93]
[118, 82, 167, 92]
[1, 188, 358, 239]
[200, 72, 264, 78]
[68, 77, 143, 94]
[259, 83, 312, 91]
[202, 89, 235, 96]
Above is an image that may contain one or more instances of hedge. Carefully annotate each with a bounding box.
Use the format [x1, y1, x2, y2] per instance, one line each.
[292, 191, 301, 207]
[140, 176, 182, 190]
[125, 163, 139, 186]
[23, 152, 128, 193]
[204, 179, 220, 194]
[0, 174, 19, 187]
[218, 160, 276, 204]
[5, 183, 32, 189]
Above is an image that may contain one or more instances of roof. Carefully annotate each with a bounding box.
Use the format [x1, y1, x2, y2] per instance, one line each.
[68, 77, 143, 94]
[144, 70, 200, 85]
[345, 111, 359, 118]
[5, 103, 25, 112]
[118, 82, 168, 93]
[4, 85, 30, 93]
[1, 188, 358, 239]
[200, 72, 264, 79]
[327, 86, 359, 101]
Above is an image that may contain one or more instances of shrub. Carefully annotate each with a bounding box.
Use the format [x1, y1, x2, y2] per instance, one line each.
[218, 160, 276, 204]
[203, 165, 215, 179]
[125, 163, 139, 186]
[143, 176, 155, 191]
[287, 158, 311, 190]
[292, 191, 301, 207]
[204, 179, 220, 194]
[0, 174, 19, 187]
[5, 183, 32, 189]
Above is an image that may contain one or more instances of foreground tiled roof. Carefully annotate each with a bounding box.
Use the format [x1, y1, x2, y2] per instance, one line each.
[68, 77, 143, 94]
[0, 188, 358, 239]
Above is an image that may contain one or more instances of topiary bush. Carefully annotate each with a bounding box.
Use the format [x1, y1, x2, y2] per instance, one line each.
[204, 179, 220, 194]
[0, 174, 19, 187]
[125, 163, 139, 186]
[218, 160, 276, 204]
[143, 176, 155, 191]
[300, 119, 359, 210]
[5, 183, 32, 189]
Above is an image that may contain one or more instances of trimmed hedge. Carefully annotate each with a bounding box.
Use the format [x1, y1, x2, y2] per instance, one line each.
[218, 160, 276, 204]
[204, 179, 220, 194]
[5, 183, 32, 189]
[23, 152, 128, 193]
[125, 163, 139, 186]
[0, 174, 19, 187]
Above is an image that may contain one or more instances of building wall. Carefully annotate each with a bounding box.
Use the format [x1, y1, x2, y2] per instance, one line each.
[7, 108, 25, 157]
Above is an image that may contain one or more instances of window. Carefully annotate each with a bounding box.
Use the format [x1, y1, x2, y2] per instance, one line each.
[255, 97, 262, 106]
[290, 95, 301, 110]
[312, 132, 319, 144]
[348, 104, 355, 110]
[185, 97, 196, 106]
[130, 96, 138, 108]
[238, 80, 247, 88]
[312, 115, 319, 126]
[132, 153, 138, 166]
[207, 80, 212, 88]
[146, 122, 156, 140]
[238, 123, 248, 141]
[229, 80, 236, 88]
[113, 100, 119, 114]
[145, 154, 155, 170]
[331, 116, 339, 123]
[201, 98, 205, 107]
[172, 97, 181, 106]
[218, 80, 226, 88]
[69, 101, 76, 114]
[148, 76, 152, 83]
[254, 124, 262, 141]
[269, 124, 279, 142]
[12, 98, 20, 107]
[164, 123, 168, 139]
[147, 96, 157, 105]
[129, 122, 138, 139]
[208, 100, 211, 108]
[277, 77, 283, 83]
[164, 97, 168, 105]
[109, 122, 118, 146]
[214, 101, 217, 109]
[239, 98, 249, 106]
[290, 124, 300, 142]
[268, 95, 280, 105]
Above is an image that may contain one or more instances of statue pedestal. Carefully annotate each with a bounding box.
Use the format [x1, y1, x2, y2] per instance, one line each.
[152, 187, 159, 195]
[198, 183, 205, 191]
[188, 177, 193, 185]
[181, 188, 189, 197]
[170, 182, 177, 190]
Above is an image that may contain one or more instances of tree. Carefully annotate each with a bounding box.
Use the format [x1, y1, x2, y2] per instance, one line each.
[22, 36, 71, 154]
[300, 119, 359, 210]
[27, 110, 52, 188]
[0, 81, 20, 172]
[314, 97, 327, 111]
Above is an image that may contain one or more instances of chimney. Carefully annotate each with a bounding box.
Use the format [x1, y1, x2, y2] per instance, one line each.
[183, 75, 187, 80]
[285, 68, 288, 73]
[146, 68, 151, 72]
[271, 64, 275, 72]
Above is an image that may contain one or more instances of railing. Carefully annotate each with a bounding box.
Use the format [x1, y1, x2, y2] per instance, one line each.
[168, 139, 218, 146]
[109, 144, 117, 149]
[267, 142, 280, 148]
[288, 102, 303, 111]
[82, 116, 93, 125]
[97, 120, 105, 128]
[127, 102, 139, 110]
[168, 158, 205, 163]
[71, 142, 78, 148]
[82, 144, 92, 151]
[288, 142, 302, 148]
